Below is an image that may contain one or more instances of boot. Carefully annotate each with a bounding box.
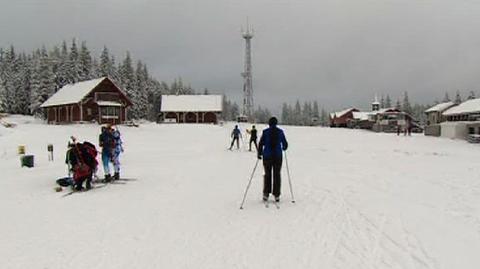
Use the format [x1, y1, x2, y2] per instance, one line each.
[104, 174, 111, 183]
[74, 183, 83, 191]
[263, 193, 269, 202]
[275, 196, 280, 202]
[113, 172, 120, 181]
[86, 179, 92, 190]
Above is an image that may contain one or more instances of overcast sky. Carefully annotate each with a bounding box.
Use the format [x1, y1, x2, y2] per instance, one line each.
[2, 0, 480, 112]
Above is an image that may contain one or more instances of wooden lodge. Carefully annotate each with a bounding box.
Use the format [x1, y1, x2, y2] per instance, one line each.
[160, 95, 223, 124]
[330, 108, 359, 127]
[40, 77, 133, 125]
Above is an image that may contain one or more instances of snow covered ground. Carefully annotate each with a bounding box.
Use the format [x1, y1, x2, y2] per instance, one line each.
[1, 115, 480, 269]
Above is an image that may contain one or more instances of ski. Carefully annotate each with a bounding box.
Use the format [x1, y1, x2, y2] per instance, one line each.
[61, 183, 107, 197]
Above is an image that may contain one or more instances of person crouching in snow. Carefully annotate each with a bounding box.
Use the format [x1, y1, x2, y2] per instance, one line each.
[111, 127, 124, 180]
[229, 125, 242, 150]
[66, 137, 97, 191]
[99, 125, 115, 182]
[257, 117, 288, 202]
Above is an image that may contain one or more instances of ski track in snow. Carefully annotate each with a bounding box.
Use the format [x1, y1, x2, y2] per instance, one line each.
[1, 116, 480, 268]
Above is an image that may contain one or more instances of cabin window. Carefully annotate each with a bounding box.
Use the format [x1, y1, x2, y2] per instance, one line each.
[100, 106, 120, 119]
[469, 127, 475, 134]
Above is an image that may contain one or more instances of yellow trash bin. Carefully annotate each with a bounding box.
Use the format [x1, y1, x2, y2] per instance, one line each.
[18, 145, 25, 155]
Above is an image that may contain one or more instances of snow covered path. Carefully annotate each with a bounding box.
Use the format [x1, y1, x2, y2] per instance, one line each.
[1, 116, 480, 269]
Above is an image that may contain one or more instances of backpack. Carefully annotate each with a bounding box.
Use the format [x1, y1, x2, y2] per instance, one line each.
[81, 141, 98, 169]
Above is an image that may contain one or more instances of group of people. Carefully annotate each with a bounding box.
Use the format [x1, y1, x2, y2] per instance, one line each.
[229, 124, 258, 151]
[230, 117, 289, 202]
[62, 124, 124, 191]
[61, 117, 288, 203]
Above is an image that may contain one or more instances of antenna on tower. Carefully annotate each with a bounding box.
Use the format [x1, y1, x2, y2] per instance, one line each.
[239, 18, 254, 122]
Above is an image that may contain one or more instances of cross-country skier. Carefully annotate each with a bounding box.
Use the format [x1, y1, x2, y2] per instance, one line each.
[247, 125, 258, 152]
[229, 125, 242, 150]
[99, 125, 115, 182]
[111, 127, 124, 180]
[257, 117, 288, 202]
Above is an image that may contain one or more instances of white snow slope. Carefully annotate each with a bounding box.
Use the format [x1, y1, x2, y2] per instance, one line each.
[1, 115, 480, 269]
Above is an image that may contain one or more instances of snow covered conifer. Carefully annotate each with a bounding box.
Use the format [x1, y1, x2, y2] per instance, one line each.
[443, 92, 450, 102]
[454, 91, 462, 105]
[385, 94, 392, 108]
[467, 91, 476, 100]
[79, 41, 92, 81]
[67, 39, 82, 83]
[402, 91, 412, 115]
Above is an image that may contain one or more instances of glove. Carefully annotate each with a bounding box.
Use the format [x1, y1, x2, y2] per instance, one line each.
[257, 154, 262, 160]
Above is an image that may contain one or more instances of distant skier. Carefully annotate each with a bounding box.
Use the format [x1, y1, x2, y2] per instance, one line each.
[111, 127, 124, 180]
[247, 125, 258, 152]
[257, 117, 288, 202]
[99, 125, 115, 182]
[229, 125, 242, 150]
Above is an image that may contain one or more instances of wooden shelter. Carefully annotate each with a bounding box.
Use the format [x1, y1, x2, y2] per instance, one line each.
[160, 95, 223, 124]
[41, 77, 132, 124]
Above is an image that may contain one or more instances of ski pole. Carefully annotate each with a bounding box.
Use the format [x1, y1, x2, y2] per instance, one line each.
[239, 159, 260, 210]
[284, 151, 296, 203]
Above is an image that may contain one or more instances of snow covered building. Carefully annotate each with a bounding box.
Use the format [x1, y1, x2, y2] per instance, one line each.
[40, 77, 133, 125]
[424, 101, 456, 136]
[330, 108, 359, 127]
[439, 98, 480, 139]
[160, 95, 223, 124]
[370, 108, 414, 133]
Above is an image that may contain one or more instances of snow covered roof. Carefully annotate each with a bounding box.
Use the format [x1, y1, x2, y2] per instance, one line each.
[425, 102, 456, 113]
[160, 95, 223, 112]
[97, 101, 122, 107]
[352, 112, 373, 121]
[443, 98, 480, 116]
[41, 77, 106, 107]
[330, 108, 358, 118]
[375, 107, 400, 114]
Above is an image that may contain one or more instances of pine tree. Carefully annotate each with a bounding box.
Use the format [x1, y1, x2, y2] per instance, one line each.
[443, 92, 451, 102]
[302, 101, 312, 126]
[120, 52, 136, 118]
[320, 108, 328, 126]
[312, 101, 320, 125]
[2, 46, 17, 113]
[380, 95, 385, 109]
[30, 55, 55, 117]
[281, 103, 289, 125]
[467, 91, 476, 100]
[99, 46, 111, 77]
[402, 91, 412, 114]
[395, 99, 401, 110]
[78, 41, 92, 81]
[385, 94, 392, 108]
[67, 39, 82, 83]
[0, 76, 6, 112]
[294, 100, 301, 125]
[55, 41, 70, 88]
[454, 91, 462, 104]
[134, 60, 149, 119]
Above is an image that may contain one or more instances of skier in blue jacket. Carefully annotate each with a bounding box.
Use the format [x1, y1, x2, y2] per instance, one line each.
[229, 125, 242, 150]
[257, 117, 288, 202]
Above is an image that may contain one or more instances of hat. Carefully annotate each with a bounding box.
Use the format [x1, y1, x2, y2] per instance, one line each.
[268, 117, 278, 126]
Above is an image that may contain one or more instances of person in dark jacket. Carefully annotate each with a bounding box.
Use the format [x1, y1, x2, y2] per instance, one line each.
[229, 125, 242, 150]
[257, 117, 288, 202]
[247, 125, 258, 152]
[99, 125, 115, 182]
